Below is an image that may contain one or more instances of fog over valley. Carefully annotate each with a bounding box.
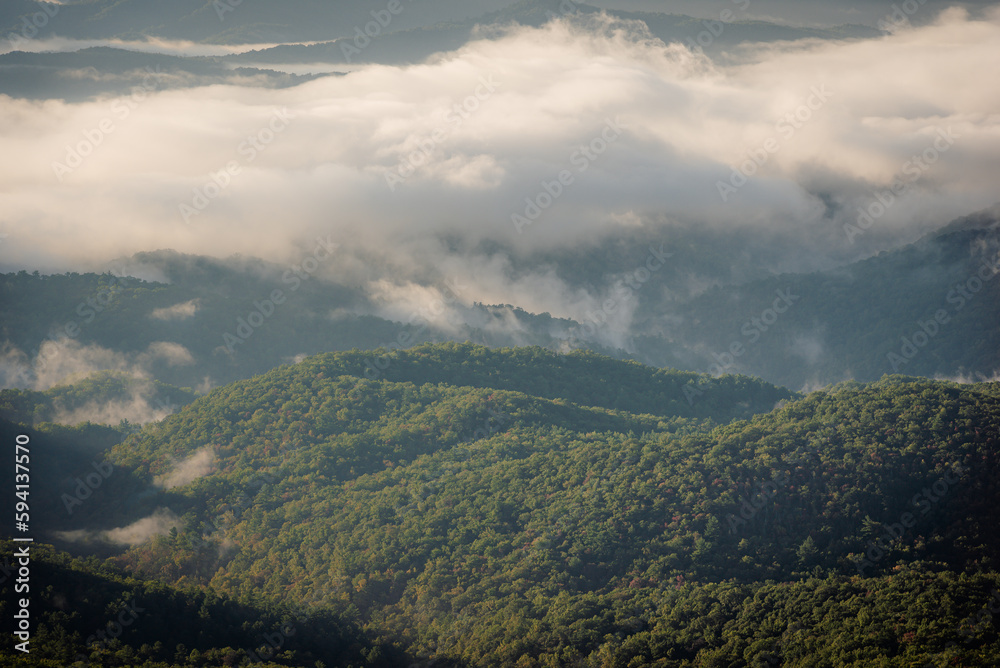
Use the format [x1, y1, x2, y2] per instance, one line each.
[1, 2, 1000, 666]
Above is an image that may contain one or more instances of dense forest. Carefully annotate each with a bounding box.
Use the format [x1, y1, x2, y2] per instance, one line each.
[2, 1, 998, 664]
[654, 211, 1000, 388]
[2, 344, 999, 666]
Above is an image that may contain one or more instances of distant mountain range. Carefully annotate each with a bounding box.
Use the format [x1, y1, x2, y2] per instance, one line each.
[640, 205, 1000, 388]
[1, 0, 881, 47]
[0, 46, 333, 101]
[222, 1, 881, 67]
[1, 206, 997, 397]
[0, 0, 882, 99]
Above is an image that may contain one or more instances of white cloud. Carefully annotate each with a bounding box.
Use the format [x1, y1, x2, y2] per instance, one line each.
[0, 338, 194, 392]
[0, 36, 324, 57]
[51, 383, 177, 425]
[150, 299, 200, 320]
[54, 507, 182, 546]
[103, 508, 181, 545]
[0, 9, 998, 330]
[154, 447, 217, 490]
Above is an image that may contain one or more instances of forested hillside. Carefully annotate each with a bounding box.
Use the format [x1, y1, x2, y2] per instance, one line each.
[0, 370, 197, 427]
[3, 210, 998, 397]
[0, 541, 385, 667]
[3, 0, 999, 663]
[3, 345, 997, 666]
[655, 211, 1000, 388]
[0, 257, 588, 393]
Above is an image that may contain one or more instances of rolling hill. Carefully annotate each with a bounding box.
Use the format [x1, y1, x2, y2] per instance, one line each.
[4, 345, 998, 666]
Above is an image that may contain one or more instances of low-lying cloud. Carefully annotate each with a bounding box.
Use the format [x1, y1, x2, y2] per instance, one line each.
[150, 299, 200, 321]
[54, 507, 181, 546]
[103, 507, 182, 545]
[154, 447, 217, 490]
[0, 36, 323, 57]
[0, 338, 195, 391]
[2, 9, 999, 333]
[51, 383, 178, 426]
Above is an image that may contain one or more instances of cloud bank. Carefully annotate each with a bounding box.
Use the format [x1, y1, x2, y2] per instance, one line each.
[0, 338, 195, 391]
[2, 9, 998, 329]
